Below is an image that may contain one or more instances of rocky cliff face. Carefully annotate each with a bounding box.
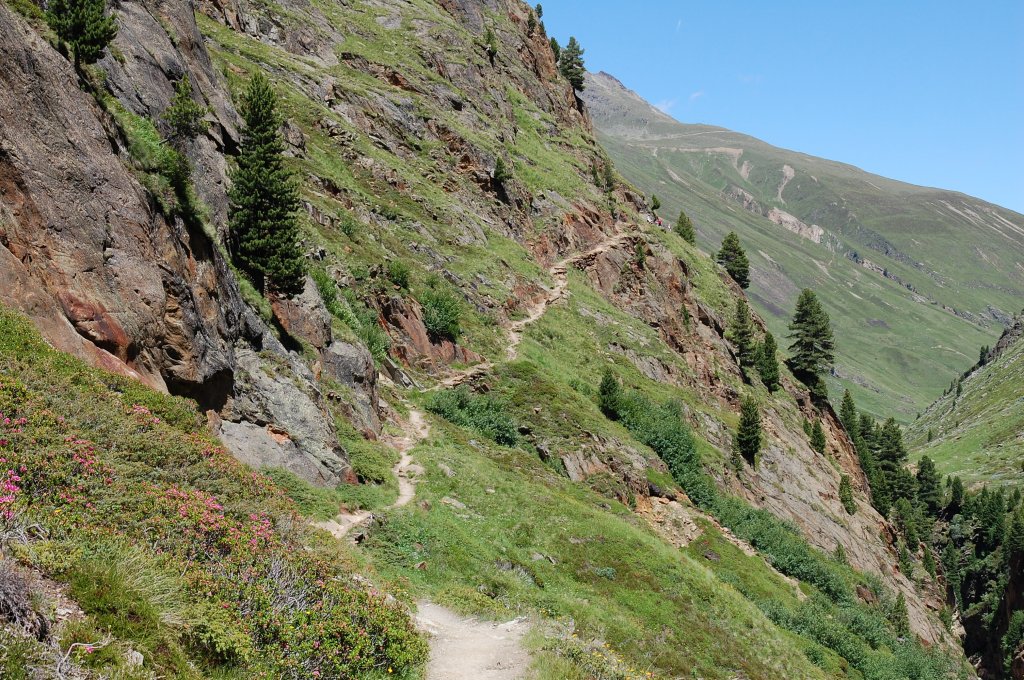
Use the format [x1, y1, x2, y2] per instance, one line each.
[0, 3, 359, 485]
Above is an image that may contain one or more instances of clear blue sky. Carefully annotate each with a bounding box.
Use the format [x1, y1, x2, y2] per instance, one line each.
[540, 1, 1024, 213]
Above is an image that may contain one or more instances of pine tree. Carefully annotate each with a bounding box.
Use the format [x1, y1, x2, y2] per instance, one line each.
[735, 396, 762, 465]
[558, 37, 586, 91]
[786, 288, 835, 399]
[527, 11, 537, 36]
[650, 195, 661, 211]
[810, 419, 827, 454]
[598, 368, 621, 419]
[893, 497, 918, 544]
[916, 455, 942, 516]
[674, 210, 696, 245]
[163, 74, 208, 143]
[889, 592, 911, 636]
[228, 73, 304, 296]
[756, 332, 780, 392]
[535, 4, 543, 19]
[839, 389, 858, 434]
[839, 474, 856, 514]
[874, 418, 917, 509]
[549, 37, 560, 62]
[729, 300, 756, 368]
[716, 232, 750, 289]
[46, 0, 118, 70]
[949, 476, 964, 513]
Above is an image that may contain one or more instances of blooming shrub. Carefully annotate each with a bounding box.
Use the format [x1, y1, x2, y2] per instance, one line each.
[0, 308, 428, 678]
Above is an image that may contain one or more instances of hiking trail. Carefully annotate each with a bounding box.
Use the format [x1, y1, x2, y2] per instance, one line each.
[319, 225, 638, 678]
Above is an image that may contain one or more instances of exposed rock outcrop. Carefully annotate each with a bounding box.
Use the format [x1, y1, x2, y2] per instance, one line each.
[0, 4, 349, 486]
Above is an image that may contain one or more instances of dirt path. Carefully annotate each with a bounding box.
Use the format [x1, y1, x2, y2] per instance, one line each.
[318, 226, 639, 670]
[435, 227, 637, 391]
[315, 407, 428, 539]
[415, 601, 531, 680]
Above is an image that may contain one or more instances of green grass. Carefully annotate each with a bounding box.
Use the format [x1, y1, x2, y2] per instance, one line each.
[0, 305, 427, 678]
[585, 75, 1021, 422]
[907, 326, 1024, 488]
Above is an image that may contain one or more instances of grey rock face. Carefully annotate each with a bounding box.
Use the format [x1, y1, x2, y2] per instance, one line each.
[0, 4, 352, 486]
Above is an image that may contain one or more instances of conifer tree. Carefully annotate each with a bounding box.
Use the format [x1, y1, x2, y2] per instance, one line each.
[650, 195, 661, 211]
[558, 37, 586, 91]
[839, 389, 858, 434]
[786, 288, 834, 399]
[674, 210, 696, 245]
[716, 232, 750, 288]
[949, 475, 964, 513]
[535, 4, 543, 19]
[890, 592, 911, 636]
[893, 497, 918, 544]
[598, 368, 621, 419]
[809, 419, 827, 454]
[875, 418, 916, 510]
[916, 455, 942, 516]
[228, 73, 304, 296]
[729, 300, 756, 368]
[839, 474, 856, 514]
[46, 0, 118, 70]
[549, 37, 560, 62]
[756, 332, 780, 392]
[163, 74, 208, 143]
[735, 396, 762, 465]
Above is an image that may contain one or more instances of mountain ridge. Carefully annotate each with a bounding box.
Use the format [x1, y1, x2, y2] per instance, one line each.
[584, 69, 1024, 420]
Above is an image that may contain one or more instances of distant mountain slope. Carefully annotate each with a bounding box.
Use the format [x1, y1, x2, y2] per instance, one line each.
[584, 71, 1024, 420]
[908, 313, 1024, 488]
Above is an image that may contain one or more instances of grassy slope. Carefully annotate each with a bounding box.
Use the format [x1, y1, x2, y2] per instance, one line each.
[0, 306, 426, 678]
[907, 328, 1024, 489]
[585, 73, 1022, 421]
[190, 6, 964, 676]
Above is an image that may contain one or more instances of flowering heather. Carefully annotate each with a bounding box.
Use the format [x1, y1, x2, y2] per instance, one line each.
[0, 308, 427, 678]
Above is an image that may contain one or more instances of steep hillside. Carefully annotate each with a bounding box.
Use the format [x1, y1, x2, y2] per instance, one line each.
[583, 71, 1024, 421]
[0, 0, 975, 677]
[908, 313, 1024, 488]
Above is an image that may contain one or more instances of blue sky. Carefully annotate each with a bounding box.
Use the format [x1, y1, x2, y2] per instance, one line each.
[540, 1, 1024, 213]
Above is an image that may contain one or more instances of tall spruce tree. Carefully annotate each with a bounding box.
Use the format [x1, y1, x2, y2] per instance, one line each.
[228, 73, 304, 296]
[839, 474, 856, 514]
[549, 37, 560, 61]
[916, 455, 942, 516]
[735, 396, 762, 465]
[949, 475, 964, 513]
[46, 0, 118, 70]
[598, 368, 621, 419]
[558, 37, 586, 91]
[674, 210, 696, 245]
[810, 419, 827, 454]
[717, 232, 750, 288]
[839, 389, 858, 434]
[756, 331, 780, 392]
[786, 288, 835, 399]
[729, 300, 756, 368]
[875, 418, 916, 511]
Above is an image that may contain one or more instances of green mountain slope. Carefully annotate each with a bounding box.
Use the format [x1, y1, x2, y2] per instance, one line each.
[908, 315, 1024, 488]
[583, 71, 1024, 421]
[0, 1, 977, 677]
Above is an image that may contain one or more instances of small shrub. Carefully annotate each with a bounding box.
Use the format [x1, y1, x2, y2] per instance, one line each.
[426, 387, 518, 446]
[420, 287, 462, 342]
[387, 260, 412, 289]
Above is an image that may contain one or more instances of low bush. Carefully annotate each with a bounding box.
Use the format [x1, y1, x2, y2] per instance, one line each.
[420, 287, 462, 342]
[0, 305, 428, 678]
[387, 260, 412, 289]
[426, 387, 518, 446]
